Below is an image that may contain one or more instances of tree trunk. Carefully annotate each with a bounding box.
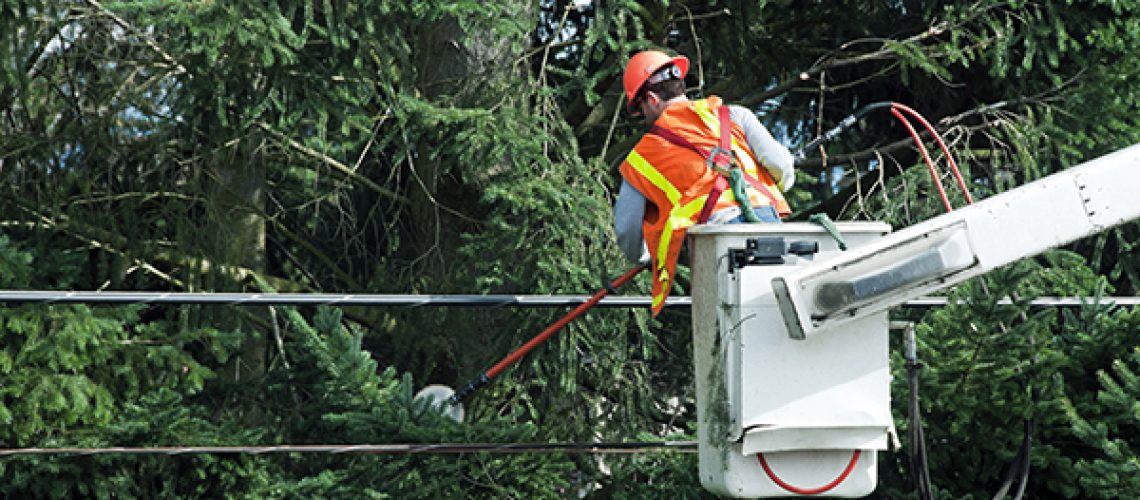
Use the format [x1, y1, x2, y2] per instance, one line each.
[407, 9, 531, 280]
[207, 137, 267, 382]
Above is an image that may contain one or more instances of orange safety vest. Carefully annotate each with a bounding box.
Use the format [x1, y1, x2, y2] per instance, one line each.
[619, 96, 790, 315]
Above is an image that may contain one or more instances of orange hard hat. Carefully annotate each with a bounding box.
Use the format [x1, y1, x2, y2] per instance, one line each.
[622, 50, 690, 106]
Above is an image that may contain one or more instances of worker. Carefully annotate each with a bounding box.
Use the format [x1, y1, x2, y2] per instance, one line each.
[614, 50, 795, 316]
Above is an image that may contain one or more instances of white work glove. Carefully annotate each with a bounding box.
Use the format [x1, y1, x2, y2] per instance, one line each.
[776, 168, 795, 191]
[763, 149, 795, 192]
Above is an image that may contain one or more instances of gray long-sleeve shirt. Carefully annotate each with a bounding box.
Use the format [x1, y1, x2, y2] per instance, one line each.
[614, 103, 794, 263]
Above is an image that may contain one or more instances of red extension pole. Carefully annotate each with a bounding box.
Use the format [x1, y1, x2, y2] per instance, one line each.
[447, 264, 647, 405]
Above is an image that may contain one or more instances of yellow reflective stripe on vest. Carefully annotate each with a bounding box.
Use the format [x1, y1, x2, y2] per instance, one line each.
[626, 149, 680, 204]
[691, 100, 720, 132]
[655, 195, 707, 268]
[651, 195, 708, 309]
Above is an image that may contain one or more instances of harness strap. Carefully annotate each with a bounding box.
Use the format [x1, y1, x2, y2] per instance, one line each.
[648, 105, 781, 223]
[716, 103, 733, 162]
[696, 176, 728, 224]
[647, 125, 704, 158]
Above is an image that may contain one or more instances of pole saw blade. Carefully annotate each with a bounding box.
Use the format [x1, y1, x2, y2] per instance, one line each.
[414, 384, 464, 422]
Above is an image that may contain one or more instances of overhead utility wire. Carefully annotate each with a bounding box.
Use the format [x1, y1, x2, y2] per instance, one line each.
[0, 441, 698, 457]
[0, 291, 1135, 308]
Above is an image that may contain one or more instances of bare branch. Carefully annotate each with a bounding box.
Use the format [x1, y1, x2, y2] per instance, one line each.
[255, 121, 410, 205]
[83, 0, 188, 76]
[739, 24, 946, 108]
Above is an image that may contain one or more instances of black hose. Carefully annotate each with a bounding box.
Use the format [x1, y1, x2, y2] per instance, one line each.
[904, 323, 934, 500]
[992, 291, 1038, 500]
[794, 101, 895, 165]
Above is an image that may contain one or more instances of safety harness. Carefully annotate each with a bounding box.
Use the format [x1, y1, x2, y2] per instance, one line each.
[648, 104, 779, 223]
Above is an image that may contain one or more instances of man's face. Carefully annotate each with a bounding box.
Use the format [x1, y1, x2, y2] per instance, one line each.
[638, 91, 662, 125]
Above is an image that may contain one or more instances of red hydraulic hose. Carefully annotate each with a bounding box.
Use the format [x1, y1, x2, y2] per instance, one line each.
[890, 103, 975, 204]
[448, 264, 647, 404]
[758, 450, 862, 495]
[890, 107, 954, 212]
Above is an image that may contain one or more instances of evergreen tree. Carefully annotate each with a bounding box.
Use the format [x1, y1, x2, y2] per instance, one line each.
[3, 0, 1140, 497]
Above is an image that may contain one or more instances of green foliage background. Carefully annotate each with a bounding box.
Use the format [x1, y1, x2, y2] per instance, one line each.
[2, 0, 1140, 497]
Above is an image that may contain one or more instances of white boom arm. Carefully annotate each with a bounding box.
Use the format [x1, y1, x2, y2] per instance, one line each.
[774, 143, 1140, 339]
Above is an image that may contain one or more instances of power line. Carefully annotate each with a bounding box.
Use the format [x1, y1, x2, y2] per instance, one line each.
[902, 296, 1140, 308]
[0, 291, 1135, 308]
[0, 291, 678, 307]
[0, 441, 698, 457]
